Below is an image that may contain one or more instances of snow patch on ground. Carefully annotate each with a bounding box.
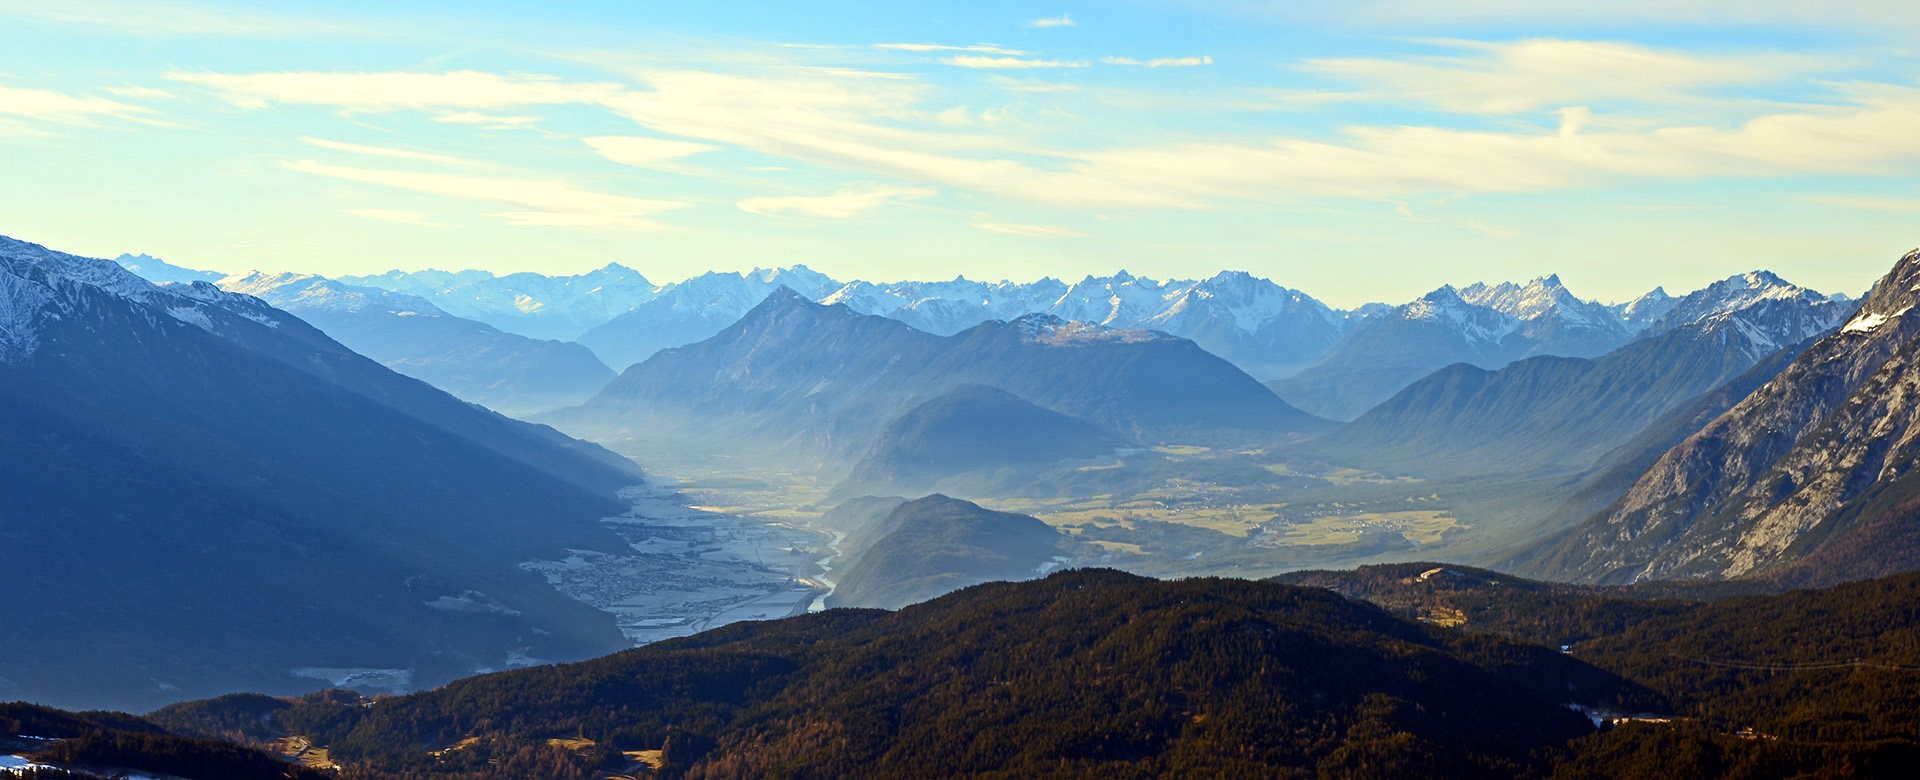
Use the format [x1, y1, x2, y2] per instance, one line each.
[1843, 306, 1910, 334]
[167, 305, 213, 330]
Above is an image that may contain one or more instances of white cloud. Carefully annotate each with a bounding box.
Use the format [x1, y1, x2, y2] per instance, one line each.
[971, 222, 1087, 237]
[0, 83, 154, 125]
[170, 70, 621, 111]
[738, 186, 936, 218]
[192, 65, 1920, 211]
[1031, 14, 1077, 27]
[943, 56, 1089, 69]
[102, 85, 174, 99]
[584, 135, 722, 166]
[1303, 39, 1813, 114]
[284, 159, 681, 229]
[301, 137, 482, 167]
[1104, 56, 1214, 67]
[876, 43, 1026, 55]
[346, 209, 442, 226]
[432, 111, 542, 128]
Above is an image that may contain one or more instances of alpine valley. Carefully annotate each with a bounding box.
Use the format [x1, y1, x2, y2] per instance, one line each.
[11, 231, 1920, 780]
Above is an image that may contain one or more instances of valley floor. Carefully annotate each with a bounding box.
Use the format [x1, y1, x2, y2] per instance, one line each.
[591, 440, 1572, 587]
[522, 483, 834, 646]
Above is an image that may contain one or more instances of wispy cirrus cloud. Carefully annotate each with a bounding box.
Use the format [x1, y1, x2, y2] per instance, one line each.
[345, 209, 442, 226]
[876, 43, 1026, 55]
[943, 56, 1089, 69]
[1104, 56, 1214, 67]
[432, 111, 542, 129]
[1803, 195, 1920, 212]
[180, 63, 1920, 213]
[302, 137, 483, 167]
[1303, 39, 1826, 113]
[971, 222, 1087, 237]
[584, 135, 723, 166]
[284, 159, 682, 230]
[0, 83, 155, 126]
[738, 185, 935, 218]
[170, 70, 621, 110]
[1031, 14, 1077, 28]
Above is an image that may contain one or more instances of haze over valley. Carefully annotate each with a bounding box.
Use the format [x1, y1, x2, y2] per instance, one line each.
[10, 2, 1920, 777]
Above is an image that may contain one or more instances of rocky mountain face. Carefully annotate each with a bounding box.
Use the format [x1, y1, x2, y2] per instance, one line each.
[1, 235, 641, 711]
[1305, 271, 1849, 478]
[553, 289, 1329, 465]
[216, 271, 614, 416]
[1519, 248, 1920, 586]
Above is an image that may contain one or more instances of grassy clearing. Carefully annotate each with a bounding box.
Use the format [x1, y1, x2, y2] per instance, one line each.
[274, 737, 339, 770]
[1266, 510, 1463, 547]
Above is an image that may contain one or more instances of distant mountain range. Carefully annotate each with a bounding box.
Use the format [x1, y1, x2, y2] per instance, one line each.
[1, 235, 642, 711]
[1303, 272, 1849, 478]
[346, 265, 1360, 376]
[1269, 272, 1850, 420]
[339, 263, 660, 342]
[122, 251, 1858, 428]
[552, 289, 1329, 466]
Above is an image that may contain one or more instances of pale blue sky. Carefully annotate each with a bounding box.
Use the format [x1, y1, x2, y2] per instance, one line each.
[5, 0, 1920, 306]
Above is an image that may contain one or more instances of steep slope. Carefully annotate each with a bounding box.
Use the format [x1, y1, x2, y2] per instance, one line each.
[1306, 273, 1846, 479]
[341, 263, 657, 341]
[558, 289, 1330, 464]
[1522, 247, 1920, 585]
[212, 570, 1638, 779]
[833, 385, 1122, 498]
[573, 266, 839, 369]
[219, 272, 614, 415]
[826, 495, 1066, 609]
[0, 236, 641, 711]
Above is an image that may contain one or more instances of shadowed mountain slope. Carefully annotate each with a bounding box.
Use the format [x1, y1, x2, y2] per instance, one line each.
[0, 236, 641, 711]
[556, 289, 1329, 464]
[217, 271, 615, 415]
[825, 494, 1067, 610]
[832, 385, 1122, 498]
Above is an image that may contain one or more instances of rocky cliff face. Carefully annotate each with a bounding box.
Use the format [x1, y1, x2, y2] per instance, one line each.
[1525, 248, 1920, 585]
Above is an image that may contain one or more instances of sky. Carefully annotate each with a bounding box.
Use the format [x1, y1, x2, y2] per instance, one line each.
[4, 1, 1920, 307]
